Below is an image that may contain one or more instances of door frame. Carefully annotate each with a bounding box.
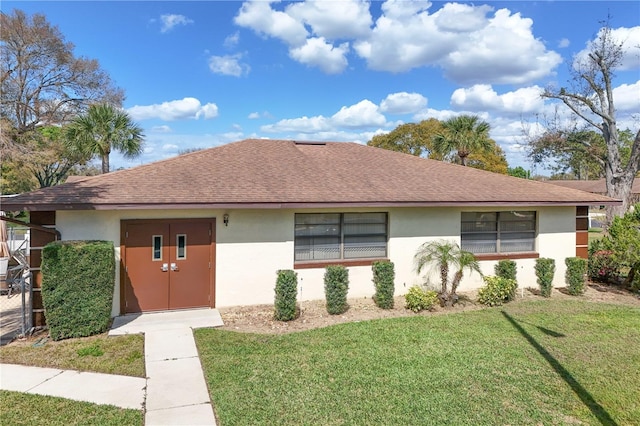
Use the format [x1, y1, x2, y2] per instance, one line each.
[120, 218, 216, 314]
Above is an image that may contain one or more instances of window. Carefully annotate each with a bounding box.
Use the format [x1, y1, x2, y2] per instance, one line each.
[295, 213, 387, 262]
[176, 234, 186, 260]
[461, 211, 536, 254]
[152, 235, 163, 261]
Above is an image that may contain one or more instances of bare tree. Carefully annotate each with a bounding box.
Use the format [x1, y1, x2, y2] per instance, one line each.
[541, 22, 640, 220]
[0, 10, 124, 134]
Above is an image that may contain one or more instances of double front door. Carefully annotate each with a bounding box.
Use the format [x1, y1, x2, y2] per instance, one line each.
[122, 219, 215, 313]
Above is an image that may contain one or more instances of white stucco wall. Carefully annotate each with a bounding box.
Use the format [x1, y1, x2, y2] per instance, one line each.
[56, 205, 576, 316]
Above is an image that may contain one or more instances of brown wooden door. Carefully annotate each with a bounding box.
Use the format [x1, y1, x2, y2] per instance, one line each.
[123, 220, 214, 313]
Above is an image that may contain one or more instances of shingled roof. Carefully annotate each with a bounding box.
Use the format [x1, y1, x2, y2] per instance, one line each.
[1, 139, 620, 211]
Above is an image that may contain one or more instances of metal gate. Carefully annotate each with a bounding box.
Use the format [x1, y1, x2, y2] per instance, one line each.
[0, 228, 32, 345]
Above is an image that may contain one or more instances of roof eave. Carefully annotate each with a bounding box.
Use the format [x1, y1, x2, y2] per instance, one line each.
[1, 199, 622, 212]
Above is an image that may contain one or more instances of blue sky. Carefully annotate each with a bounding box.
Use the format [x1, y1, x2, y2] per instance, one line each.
[7, 1, 640, 173]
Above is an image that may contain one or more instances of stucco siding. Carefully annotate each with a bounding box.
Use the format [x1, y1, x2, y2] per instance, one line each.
[56, 205, 577, 316]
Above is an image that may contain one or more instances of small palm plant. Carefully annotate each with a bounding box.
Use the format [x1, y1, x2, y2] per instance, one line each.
[414, 240, 482, 307]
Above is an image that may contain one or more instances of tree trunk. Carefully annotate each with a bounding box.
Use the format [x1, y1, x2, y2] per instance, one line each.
[101, 153, 110, 174]
[604, 168, 634, 224]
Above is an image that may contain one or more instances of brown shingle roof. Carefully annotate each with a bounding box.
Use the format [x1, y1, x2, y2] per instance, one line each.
[1, 139, 620, 211]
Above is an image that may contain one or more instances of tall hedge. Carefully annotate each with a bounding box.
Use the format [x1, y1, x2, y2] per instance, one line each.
[495, 259, 517, 282]
[324, 265, 349, 315]
[534, 258, 556, 298]
[274, 269, 298, 321]
[372, 261, 395, 309]
[41, 241, 115, 341]
[565, 257, 587, 296]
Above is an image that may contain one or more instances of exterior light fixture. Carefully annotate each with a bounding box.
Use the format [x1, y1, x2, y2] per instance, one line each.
[223, 214, 229, 226]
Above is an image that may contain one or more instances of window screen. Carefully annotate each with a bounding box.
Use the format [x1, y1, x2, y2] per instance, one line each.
[295, 213, 388, 262]
[461, 211, 535, 254]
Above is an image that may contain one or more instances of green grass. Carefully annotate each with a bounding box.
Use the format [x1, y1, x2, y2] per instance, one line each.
[195, 300, 640, 425]
[0, 333, 145, 377]
[0, 391, 142, 425]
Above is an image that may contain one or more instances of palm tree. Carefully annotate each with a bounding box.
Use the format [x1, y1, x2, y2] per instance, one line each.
[432, 115, 492, 166]
[414, 240, 482, 306]
[66, 104, 144, 174]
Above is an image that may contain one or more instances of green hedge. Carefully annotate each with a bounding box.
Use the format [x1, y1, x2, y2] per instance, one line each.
[372, 261, 395, 309]
[495, 259, 517, 282]
[478, 276, 517, 306]
[324, 265, 349, 315]
[565, 257, 587, 296]
[274, 270, 298, 321]
[535, 258, 556, 298]
[41, 241, 115, 341]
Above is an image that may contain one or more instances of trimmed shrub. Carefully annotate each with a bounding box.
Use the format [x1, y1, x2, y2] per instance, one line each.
[588, 239, 620, 283]
[478, 276, 517, 306]
[495, 259, 517, 282]
[404, 286, 438, 313]
[325, 265, 349, 315]
[41, 240, 115, 341]
[372, 261, 395, 309]
[535, 258, 556, 297]
[274, 269, 298, 321]
[565, 257, 588, 296]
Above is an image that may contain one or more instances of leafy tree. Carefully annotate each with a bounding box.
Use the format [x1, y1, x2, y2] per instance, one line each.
[539, 22, 640, 220]
[465, 141, 508, 174]
[367, 119, 444, 158]
[1, 10, 123, 134]
[414, 240, 482, 307]
[432, 115, 492, 166]
[1, 125, 92, 193]
[529, 128, 614, 180]
[508, 166, 532, 179]
[66, 104, 144, 174]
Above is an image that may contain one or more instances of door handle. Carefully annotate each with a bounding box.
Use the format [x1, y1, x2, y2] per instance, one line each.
[171, 263, 179, 271]
[161, 263, 169, 272]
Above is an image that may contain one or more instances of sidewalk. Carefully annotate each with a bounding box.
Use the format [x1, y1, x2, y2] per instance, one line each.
[1, 308, 224, 426]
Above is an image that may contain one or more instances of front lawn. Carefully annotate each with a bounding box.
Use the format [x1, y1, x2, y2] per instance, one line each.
[0, 391, 143, 426]
[0, 333, 145, 377]
[196, 300, 640, 425]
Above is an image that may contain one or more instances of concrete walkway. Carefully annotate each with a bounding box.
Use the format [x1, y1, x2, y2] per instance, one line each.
[1, 308, 224, 426]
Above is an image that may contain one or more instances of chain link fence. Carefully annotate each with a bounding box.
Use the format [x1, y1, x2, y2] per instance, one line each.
[1, 227, 33, 345]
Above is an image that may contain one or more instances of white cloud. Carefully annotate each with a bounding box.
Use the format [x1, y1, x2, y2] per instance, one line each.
[160, 14, 194, 33]
[162, 143, 179, 151]
[208, 54, 250, 77]
[441, 9, 562, 84]
[151, 125, 172, 133]
[261, 99, 387, 133]
[558, 38, 570, 48]
[128, 97, 219, 121]
[380, 92, 428, 114]
[332, 100, 386, 128]
[451, 84, 544, 115]
[289, 37, 349, 74]
[612, 81, 640, 111]
[234, 1, 561, 82]
[262, 115, 331, 133]
[285, 0, 373, 39]
[248, 111, 273, 120]
[234, 1, 308, 46]
[224, 32, 240, 49]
